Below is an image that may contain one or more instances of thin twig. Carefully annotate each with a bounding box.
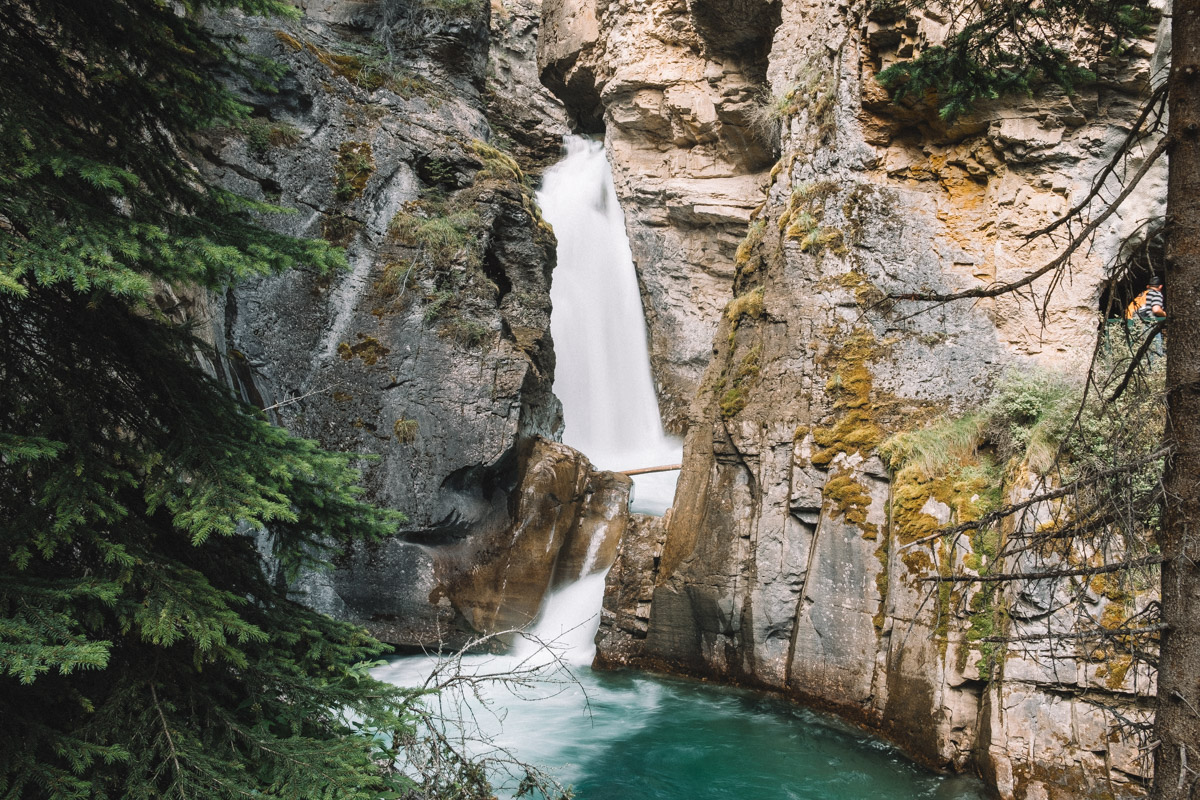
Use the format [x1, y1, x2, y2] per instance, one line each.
[1027, 84, 1169, 241]
[261, 386, 330, 412]
[1108, 319, 1168, 403]
[979, 623, 1166, 643]
[919, 554, 1164, 582]
[150, 683, 190, 800]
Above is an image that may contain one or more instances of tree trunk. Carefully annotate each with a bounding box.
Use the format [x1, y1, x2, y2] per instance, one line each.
[1154, 0, 1200, 795]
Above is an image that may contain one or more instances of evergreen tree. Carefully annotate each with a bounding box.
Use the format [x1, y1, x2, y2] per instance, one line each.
[0, 1, 422, 796]
[875, 0, 1155, 120]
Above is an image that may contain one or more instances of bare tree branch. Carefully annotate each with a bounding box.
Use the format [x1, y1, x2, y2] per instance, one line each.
[979, 623, 1166, 643]
[919, 554, 1164, 583]
[1028, 83, 1170, 241]
[1109, 319, 1170, 403]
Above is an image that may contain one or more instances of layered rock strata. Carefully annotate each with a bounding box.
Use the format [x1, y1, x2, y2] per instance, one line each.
[542, 0, 1166, 796]
[540, 0, 777, 430]
[201, 0, 626, 647]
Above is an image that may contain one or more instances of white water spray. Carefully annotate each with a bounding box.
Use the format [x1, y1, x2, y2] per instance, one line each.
[510, 571, 609, 667]
[538, 135, 681, 514]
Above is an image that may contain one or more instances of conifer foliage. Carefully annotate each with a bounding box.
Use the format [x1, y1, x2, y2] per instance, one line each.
[875, 0, 1156, 120]
[0, 1, 421, 797]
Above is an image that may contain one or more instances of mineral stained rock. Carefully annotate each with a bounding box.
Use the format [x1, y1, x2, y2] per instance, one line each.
[541, 0, 1166, 796]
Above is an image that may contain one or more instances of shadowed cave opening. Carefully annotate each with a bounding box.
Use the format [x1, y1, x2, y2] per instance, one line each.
[1099, 228, 1165, 319]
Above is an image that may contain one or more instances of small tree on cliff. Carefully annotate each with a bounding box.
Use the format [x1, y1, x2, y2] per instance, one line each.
[877, 0, 1200, 796]
[0, 1, 427, 796]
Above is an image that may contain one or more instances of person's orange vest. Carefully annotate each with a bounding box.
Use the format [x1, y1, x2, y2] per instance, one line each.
[1124, 289, 1149, 320]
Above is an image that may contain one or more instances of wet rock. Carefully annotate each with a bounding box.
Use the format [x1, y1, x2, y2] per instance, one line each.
[442, 437, 632, 634]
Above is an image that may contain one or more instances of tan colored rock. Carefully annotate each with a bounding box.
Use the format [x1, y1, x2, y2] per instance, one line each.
[546, 0, 1168, 793]
[445, 438, 632, 633]
[540, 0, 774, 429]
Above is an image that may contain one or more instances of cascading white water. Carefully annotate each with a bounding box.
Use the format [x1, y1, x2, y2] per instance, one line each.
[537, 135, 681, 514]
[372, 139, 991, 800]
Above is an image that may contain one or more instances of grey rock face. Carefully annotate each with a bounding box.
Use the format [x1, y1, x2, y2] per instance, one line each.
[489, 0, 573, 168]
[203, 0, 626, 647]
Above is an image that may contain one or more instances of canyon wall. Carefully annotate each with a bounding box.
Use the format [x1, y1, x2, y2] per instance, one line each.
[199, 0, 632, 648]
[542, 0, 1166, 797]
[193, 0, 1167, 795]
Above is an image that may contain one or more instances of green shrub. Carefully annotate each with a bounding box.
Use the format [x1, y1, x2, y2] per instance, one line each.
[984, 369, 1079, 473]
[422, 289, 456, 323]
[239, 117, 302, 156]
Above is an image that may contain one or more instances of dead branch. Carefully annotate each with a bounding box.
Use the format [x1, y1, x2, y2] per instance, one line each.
[979, 623, 1166, 643]
[1108, 318, 1169, 403]
[1027, 84, 1169, 241]
[919, 554, 1164, 582]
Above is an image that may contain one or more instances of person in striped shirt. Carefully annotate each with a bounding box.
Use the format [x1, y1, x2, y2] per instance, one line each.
[1140, 276, 1165, 320]
[1140, 275, 1165, 361]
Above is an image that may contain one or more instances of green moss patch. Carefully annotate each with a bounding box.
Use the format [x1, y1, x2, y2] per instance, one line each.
[735, 219, 767, 273]
[823, 470, 878, 538]
[777, 181, 847, 257]
[469, 139, 550, 233]
[836, 269, 888, 309]
[321, 213, 363, 247]
[304, 39, 435, 98]
[338, 334, 390, 366]
[873, 537, 891, 631]
[393, 418, 418, 443]
[810, 327, 885, 467]
[725, 286, 765, 325]
[717, 344, 761, 418]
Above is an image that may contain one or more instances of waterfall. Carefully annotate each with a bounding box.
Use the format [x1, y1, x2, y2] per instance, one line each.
[538, 136, 681, 514]
[372, 138, 990, 800]
[510, 571, 609, 667]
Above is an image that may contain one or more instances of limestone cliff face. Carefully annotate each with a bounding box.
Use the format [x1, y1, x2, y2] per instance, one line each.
[540, 0, 776, 430]
[200, 0, 631, 648]
[542, 0, 1165, 796]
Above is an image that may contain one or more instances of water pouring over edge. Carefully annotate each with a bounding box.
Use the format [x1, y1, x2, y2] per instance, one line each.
[537, 135, 682, 516]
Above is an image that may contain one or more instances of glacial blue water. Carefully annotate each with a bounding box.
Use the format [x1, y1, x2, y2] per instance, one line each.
[377, 653, 990, 800]
[374, 576, 991, 800]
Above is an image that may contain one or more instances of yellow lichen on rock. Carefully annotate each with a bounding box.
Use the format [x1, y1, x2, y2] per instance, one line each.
[823, 470, 878, 538]
[810, 326, 885, 467]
